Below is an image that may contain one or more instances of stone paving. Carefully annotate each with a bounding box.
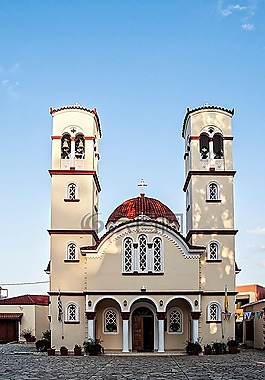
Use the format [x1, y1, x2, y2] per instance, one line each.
[0, 343, 265, 379]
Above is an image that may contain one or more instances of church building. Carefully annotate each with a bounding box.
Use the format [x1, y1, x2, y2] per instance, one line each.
[47, 103, 237, 352]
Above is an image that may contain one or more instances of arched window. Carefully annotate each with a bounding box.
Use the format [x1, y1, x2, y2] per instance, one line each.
[153, 237, 162, 272]
[61, 133, 71, 159]
[207, 241, 220, 261]
[207, 182, 220, 201]
[68, 183, 77, 200]
[104, 308, 118, 333]
[75, 134, 85, 159]
[168, 308, 183, 333]
[66, 303, 79, 322]
[138, 235, 147, 272]
[67, 243, 77, 260]
[213, 133, 223, 159]
[199, 133, 210, 159]
[207, 303, 221, 322]
[123, 237, 133, 272]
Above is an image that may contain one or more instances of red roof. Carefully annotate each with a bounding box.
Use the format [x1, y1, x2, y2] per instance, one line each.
[0, 313, 23, 320]
[107, 194, 177, 224]
[0, 295, 49, 306]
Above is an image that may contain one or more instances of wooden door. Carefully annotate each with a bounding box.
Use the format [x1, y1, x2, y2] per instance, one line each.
[0, 320, 18, 343]
[132, 315, 143, 351]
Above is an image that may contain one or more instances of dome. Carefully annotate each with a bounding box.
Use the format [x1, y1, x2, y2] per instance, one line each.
[106, 194, 178, 228]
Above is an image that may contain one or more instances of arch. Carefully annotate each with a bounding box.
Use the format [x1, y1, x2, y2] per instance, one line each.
[75, 133, 85, 159]
[168, 307, 183, 334]
[67, 182, 78, 200]
[138, 234, 148, 272]
[213, 133, 224, 159]
[164, 296, 194, 312]
[122, 237, 133, 273]
[66, 242, 78, 260]
[103, 307, 118, 334]
[152, 236, 163, 272]
[199, 133, 209, 159]
[207, 181, 220, 201]
[93, 296, 123, 312]
[65, 302, 79, 322]
[207, 302, 222, 322]
[61, 133, 71, 159]
[207, 240, 221, 261]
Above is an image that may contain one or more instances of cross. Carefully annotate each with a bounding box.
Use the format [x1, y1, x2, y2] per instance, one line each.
[138, 179, 147, 195]
[71, 128, 76, 134]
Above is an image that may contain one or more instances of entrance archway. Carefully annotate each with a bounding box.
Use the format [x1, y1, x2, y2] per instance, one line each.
[132, 307, 154, 352]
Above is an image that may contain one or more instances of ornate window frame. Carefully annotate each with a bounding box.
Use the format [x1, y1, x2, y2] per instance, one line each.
[103, 308, 118, 334]
[65, 302, 79, 323]
[152, 237, 163, 273]
[206, 181, 221, 202]
[65, 242, 79, 262]
[167, 307, 183, 334]
[207, 302, 221, 322]
[123, 237, 134, 273]
[207, 240, 221, 261]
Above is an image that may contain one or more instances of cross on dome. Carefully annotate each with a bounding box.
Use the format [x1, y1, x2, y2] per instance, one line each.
[138, 179, 147, 196]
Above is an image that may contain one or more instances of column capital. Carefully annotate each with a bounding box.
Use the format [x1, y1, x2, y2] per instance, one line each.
[190, 311, 201, 320]
[157, 312, 167, 320]
[121, 312, 130, 320]
[85, 312, 96, 320]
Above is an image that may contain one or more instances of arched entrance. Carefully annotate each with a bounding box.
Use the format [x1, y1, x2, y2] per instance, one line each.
[132, 307, 154, 352]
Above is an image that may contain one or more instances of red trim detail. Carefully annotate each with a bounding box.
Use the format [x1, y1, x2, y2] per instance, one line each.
[157, 312, 167, 320]
[64, 199, 80, 202]
[51, 136, 62, 140]
[183, 170, 236, 192]
[49, 170, 101, 192]
[190, 311, 201, 320]
[0, 313, 23, 320]
[85, 136, 95, 140]
[121, 313, 130, 320]
[85, 312, 96, 320]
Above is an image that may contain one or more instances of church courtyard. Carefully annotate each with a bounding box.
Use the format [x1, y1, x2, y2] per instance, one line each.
[0, 344, 264, 379]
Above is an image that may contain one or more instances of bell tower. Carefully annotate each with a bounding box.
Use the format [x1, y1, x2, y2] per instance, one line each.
[182, 104, 237, 294]
[48, 103, 101, 347]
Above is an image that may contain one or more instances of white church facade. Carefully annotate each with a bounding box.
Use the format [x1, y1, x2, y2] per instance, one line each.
[47, 103, 237, 352]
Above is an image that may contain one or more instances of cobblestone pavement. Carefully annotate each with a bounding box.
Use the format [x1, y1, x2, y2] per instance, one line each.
[0, 343, 265, 379]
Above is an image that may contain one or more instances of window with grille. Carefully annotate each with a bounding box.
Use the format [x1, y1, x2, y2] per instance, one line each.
[153, 237, 162, 272]
[68, 183, 77, 200]
[67, 243, 77, 260]
[66, 303, 78, 321]
[208, 241, 220, 261]
[207, 303, 221, 322]
[207, 182, 220, 201]
[168, 308, 182, 333]
[104, 309, 118, 333]
[123, 238, 133, 272]
[138, 235, 147, 272]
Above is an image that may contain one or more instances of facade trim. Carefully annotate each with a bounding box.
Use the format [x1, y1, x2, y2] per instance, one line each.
[49, 169, 101, 192]
[186, 229, 238, 241]
[183, 170, 236, 192]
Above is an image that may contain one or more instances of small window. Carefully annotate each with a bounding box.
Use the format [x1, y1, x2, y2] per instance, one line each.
[68, 183, 77, 200]
[67, 243, 77, 260]
[200, 133, 209, 159]
[75, 134, 85, 159]
[213, 133, 223, 159]
[153, 237, 162, 272]
[207, 303, 221, 322]
[123, 237, 133, 272]
[207, 241, 220, 261]
[66, 303, 79, 322]
[138, 235, 147, 272]
[61, 133, 71, 159]
[104, 308, 118, 333]
[168, 308, 183, 333]
[207, 182, 220, 201]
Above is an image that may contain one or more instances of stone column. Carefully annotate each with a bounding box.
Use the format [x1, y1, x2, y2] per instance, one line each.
[190, 311, 201, 343]
[86, 312, 96, 340]
[157, 312, 166, 352]
[121, 313, 130, 353]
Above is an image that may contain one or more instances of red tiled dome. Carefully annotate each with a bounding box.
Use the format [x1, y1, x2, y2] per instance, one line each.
[107, 195, 177, 224]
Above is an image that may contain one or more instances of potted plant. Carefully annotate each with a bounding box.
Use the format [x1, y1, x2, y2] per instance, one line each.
[60, 346, 68, 356]
[170, 322, 180, 332]
[227, 339, 239, 354]
[185, 340, 202, 355]
[212, 341, 225, 355]
[74, 344, 82, 356]
[35, 329, 51, 352]
[21, 328, 36, 343]
[106, 323, 117, 332]
[204, 344, 212, 355]
[83, 338, 104, 356]
[47, 347, 56, 356]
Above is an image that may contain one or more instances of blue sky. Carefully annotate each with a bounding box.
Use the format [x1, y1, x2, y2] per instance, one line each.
[0, 0, 264, 297]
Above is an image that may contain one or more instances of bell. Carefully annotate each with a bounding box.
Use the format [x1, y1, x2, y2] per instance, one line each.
[78, 140, 84, 148]
[62, 140, 69, 148]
